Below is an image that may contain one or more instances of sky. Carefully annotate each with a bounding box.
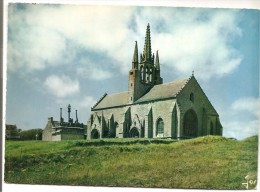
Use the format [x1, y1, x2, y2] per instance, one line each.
[5, 3, 259, 140]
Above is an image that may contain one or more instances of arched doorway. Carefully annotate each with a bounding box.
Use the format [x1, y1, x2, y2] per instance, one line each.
[129, 127, 139, 138]
[91, 129, 100, 139]
[183, 109, 198, 138]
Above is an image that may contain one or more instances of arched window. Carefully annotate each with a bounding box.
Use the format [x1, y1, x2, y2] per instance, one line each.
[149, 68, 153, 82]
[146, 67, 149, 82]
[140, 66, 144, 81]
[156, 118, 164, 136]
[190, 93, 194, 103]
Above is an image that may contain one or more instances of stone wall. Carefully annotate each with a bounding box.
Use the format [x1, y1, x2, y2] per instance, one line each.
[176, 76, 221, 137]
[42, 117, 54, 141]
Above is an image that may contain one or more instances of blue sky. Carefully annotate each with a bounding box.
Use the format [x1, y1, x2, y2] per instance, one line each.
[6, 4, 259, 140]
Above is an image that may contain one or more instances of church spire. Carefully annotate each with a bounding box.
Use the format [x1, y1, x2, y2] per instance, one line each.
[143, 23, 152, 62]
[132, 41, 138, 69]
[155, 50, 160, 70]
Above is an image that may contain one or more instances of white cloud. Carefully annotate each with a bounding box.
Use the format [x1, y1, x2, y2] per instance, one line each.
[231, 97, 259, 117]
[78, 96, 97, 109]
[220, 97, 259, 140]
[7, 4, 135, 74]
[150, 9, 243, 80]
[44, 75, 80, 98]
[76, 67, 112, 80]
[223, 119, 259, 140]
[8, 5, 243, 80]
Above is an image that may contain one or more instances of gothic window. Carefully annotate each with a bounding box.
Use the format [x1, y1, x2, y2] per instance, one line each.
[156, 118, 164, 136]
[190, 93, 194, 103]
[149, 68, 153, 82]
[140, 66, 144, 81]
[146, 67, 149, 82]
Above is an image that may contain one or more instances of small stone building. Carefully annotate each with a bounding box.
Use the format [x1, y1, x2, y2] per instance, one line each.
[42, 105, 85, 141]
[86, 24, 222, 140]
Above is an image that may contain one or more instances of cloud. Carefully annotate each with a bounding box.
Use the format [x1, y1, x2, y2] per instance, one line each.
[231, 97, 259, 117]
[7, 4, 135, 74]
[78, 96, 97, 109]
[44, 75, 80, 98]
[221, 97, 259, 139]
[148, 9, 243, 80]
[223, 119, 259, 140]
[8, 5, 243, 81]
[76, 67, 112, 80]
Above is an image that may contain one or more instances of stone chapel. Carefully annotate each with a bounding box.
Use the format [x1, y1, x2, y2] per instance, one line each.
[86, 24, 222, 140]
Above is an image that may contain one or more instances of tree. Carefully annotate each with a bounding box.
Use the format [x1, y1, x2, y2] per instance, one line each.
[20, 129, 43, 140]
[5, 124, 21, 140]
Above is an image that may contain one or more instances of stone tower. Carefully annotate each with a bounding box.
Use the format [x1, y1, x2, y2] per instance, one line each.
[128, 24, 163, 103]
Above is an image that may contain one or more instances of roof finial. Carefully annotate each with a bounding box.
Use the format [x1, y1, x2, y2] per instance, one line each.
[192, 70, 194, 76]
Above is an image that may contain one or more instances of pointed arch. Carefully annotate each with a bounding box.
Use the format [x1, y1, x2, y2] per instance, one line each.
[183, 109, 198, 138]
[91, 129, 100, 139]
[156, 118, 164, 137]
[129, 127, 139, 138]
[171, 104, 178, 138]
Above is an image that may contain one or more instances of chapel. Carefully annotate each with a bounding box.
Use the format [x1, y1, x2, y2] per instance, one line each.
[86, 24, 222, 140]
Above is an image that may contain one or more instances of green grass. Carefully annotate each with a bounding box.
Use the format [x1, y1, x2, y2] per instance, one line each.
[4, 136, 258, 189]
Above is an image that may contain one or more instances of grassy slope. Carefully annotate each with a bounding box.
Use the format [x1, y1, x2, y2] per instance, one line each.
[4, 136, 258, 189]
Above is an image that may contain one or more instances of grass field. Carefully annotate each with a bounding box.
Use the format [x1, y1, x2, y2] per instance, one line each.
[4, 136, 258, 189]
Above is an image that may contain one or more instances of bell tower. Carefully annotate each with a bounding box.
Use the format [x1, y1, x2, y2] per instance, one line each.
[128, 24, 163, 104]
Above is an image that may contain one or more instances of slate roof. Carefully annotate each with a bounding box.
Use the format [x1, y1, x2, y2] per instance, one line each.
[135, 78, 189, 103]
[92, 77, 190, 110]
[93, 92, 129, 109]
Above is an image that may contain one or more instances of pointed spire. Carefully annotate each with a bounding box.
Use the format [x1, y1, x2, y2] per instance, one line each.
[143, 23, 152, 62]
[155, 50, 160, 70]
[132, 41, 139, 69]
[75, 109, 78, 123]
[68, 104, 71, 122]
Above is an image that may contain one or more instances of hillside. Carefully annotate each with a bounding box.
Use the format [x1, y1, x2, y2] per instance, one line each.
[4, 136, 258, 189]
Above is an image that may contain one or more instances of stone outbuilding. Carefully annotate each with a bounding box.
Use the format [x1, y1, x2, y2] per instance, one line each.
[42, 105, 85, 141]
[87, 24, 222, 140]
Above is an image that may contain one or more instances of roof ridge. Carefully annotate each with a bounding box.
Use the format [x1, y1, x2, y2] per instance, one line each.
[156, 77, 189, 86]
[92, 93, 107, 109]
[175, 75, 193, 97]
[107, 91, 128, 96]
[192, 76, 218, 115]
